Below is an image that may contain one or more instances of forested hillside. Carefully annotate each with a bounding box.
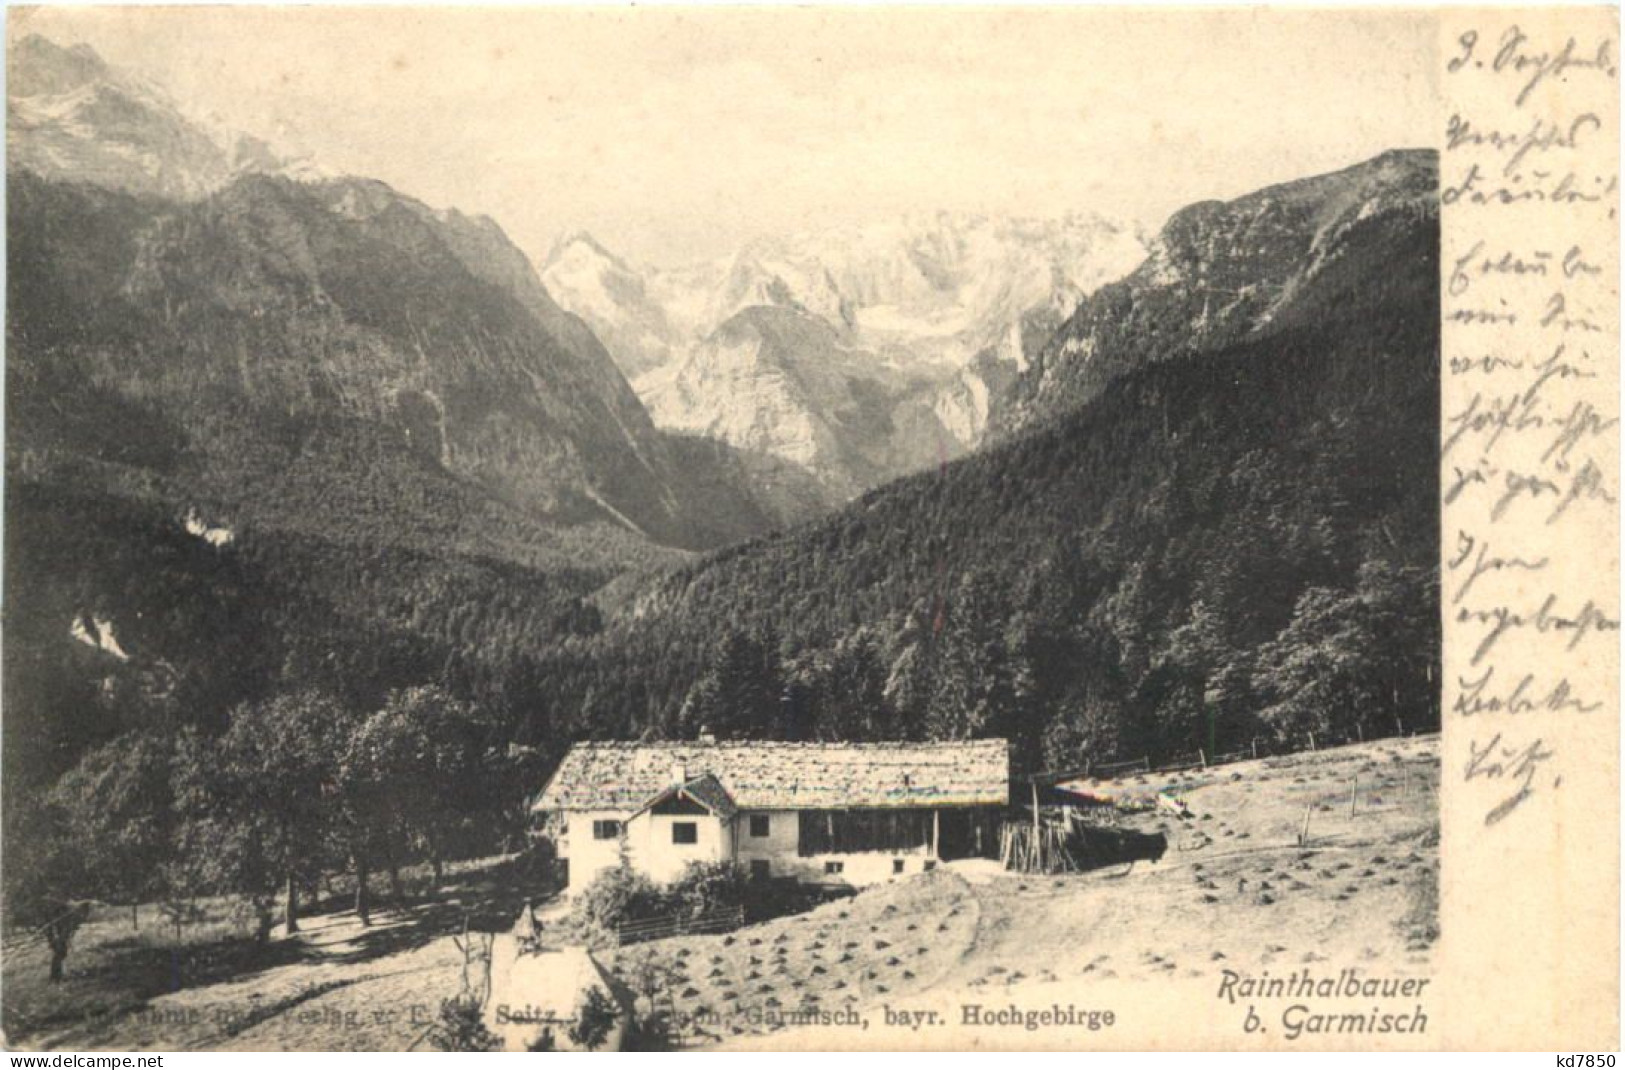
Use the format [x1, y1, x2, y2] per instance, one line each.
[527, 155, 1443, 772]
[7, 171, 791, 549]
[5, 153, 1441, 794]
[998, 150, 1438, 435]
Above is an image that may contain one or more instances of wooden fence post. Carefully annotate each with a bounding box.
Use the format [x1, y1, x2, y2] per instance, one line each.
[1350, 775, 1358, 818]
[1299, 805, 1312, 846]
[1031, 781, 1042, 872]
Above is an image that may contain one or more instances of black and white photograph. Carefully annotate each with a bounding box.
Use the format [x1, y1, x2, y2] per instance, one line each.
[8, 2, 1604, 1054]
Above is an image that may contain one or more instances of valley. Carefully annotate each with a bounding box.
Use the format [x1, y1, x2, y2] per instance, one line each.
[4, 23, 1441, 1054]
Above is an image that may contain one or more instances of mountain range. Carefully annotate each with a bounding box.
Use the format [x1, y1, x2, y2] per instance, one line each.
[8, 34, 805, 554]
[4, 32, 1440, 810]
[7, 32, 310, 199]
[565, 147, 1442, 767]
[542, 212, 1149, 501]
[8, 29, 1157, 525]
[3, 34, 802, 793]
[999, 149, 1441, 435]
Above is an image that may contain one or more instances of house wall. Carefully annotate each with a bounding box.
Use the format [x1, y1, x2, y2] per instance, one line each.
[627, 810, 730, 885]
[732, 809, 799, 879]
[734, 808, 942, 888]
[806, 849, 940, 888]
[555, 809, 633, 896]
[557, 805, 998, 896]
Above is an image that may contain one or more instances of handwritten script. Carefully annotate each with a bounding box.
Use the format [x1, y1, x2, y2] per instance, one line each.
[1443, 17, 1617, 828]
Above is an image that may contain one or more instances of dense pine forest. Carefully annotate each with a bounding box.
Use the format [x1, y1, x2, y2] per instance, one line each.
[527, 202, 1442, 770]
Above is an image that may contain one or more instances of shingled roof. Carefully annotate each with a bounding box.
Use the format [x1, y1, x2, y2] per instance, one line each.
[630, 773, 740, 820]
[533, 739, 1010, 813]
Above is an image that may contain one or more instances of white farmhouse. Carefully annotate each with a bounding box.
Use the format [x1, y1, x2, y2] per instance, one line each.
[532, 738, 1010, 896]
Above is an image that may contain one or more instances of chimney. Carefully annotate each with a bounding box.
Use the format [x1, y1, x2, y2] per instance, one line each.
[672, 759, 688, 784]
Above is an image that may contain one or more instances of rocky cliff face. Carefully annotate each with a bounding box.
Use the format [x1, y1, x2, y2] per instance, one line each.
[640, 305, 968, 503]
[540, 233, 683, 380]
[7, 36, 799, 554]
[565, 212, 1147, 501]
[644, 307, 879, 502]
[6, 33, 305, 200]
[997, 150, 1440, 435]
[9, 167, 787, 552]
[597, 152, 1441, 759]
[706, 213, 1145, 354]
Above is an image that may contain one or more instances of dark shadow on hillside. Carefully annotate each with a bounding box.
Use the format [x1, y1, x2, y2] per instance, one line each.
[1069, 826, 1171, 873]
[1, 932, 315, 1043]
[328, 859, 548, 967]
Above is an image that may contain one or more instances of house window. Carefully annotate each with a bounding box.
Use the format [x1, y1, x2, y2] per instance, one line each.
[750, 859, 770, 879]
[749, 814, 771, 838]
[672, 822, 698, 845]
[592, 820, 620, 840]
[923, 860, 937, 872]
[824, 861, 844, 875]
[892, 858, 905, 874]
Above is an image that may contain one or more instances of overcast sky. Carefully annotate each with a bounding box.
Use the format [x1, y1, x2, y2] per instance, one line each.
[14, 6, 1440, 267]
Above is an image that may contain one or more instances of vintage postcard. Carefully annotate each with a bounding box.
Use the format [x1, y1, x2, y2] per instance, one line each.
[1, 4, 1616, 1054]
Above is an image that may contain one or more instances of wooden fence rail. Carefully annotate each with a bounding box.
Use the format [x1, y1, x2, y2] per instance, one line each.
[1077, 728, 1438, 785]
[1088, 757, 1152, 778]
[615, 904, 746, 946]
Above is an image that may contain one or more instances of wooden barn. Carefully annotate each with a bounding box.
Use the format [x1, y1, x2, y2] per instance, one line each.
[531, 738, 1009, 896]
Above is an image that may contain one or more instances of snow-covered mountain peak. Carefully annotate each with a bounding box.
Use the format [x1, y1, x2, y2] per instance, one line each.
[540, 230, 678, 379]
[546, 230, 635, 273]
[10, 33, 114, 98]
[536, 210, 1149, 500]
[7, 34, 319, 200]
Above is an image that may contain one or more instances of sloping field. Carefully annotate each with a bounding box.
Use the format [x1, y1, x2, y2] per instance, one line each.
[9, 735, 1437, 1051]
[704, 733, 1440, 1049]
